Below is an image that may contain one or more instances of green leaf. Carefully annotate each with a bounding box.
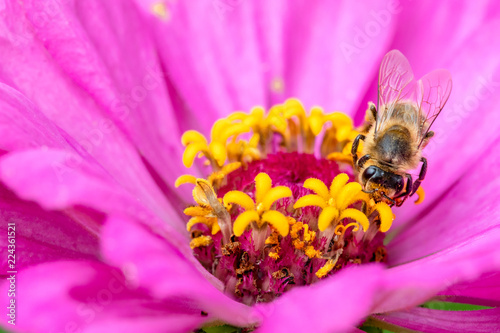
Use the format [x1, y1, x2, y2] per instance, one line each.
[199, 324, 241, 333]
[360, 325, 396, 333]
[421, 301, 491, 311]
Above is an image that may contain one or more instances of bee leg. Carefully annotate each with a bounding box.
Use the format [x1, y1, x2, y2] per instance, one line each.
[394, 174, 413, 206]
[351, 134, 366, 167]
[357, 154, 371, 169]
[382, 192, 396, 207]
[410, 157, 427, 196]
[369, 103, 378, 120]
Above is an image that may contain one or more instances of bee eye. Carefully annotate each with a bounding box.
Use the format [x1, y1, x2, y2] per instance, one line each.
[394, 175, 405, 193]
[362, 166, 377, 182]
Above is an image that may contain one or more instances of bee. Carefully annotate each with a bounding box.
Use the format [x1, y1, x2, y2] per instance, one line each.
[352, 50, 452, 206]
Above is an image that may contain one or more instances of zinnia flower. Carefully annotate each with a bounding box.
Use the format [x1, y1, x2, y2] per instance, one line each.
[1, 1, 500, 332]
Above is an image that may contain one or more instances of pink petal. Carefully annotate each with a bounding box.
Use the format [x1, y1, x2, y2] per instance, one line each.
[373, 227, 500, 314]
[0, 149, 189, 238]
[0, 83, 75, 152]
[21, 0, 189, 201]
[140, 0, 267, 134]
[388, 142, 500, 264]
[281, 0, 397, 115]
[141, 0, 396, 137]
[354, 1, 496, 124]
[254, 265, 385, 333]
[389, 0, 496, 75]
[373, 307, 500, 333]
[0, 261, 205, 332]
[0, 183, 99, 272]
[438, 271, 500, 307]
[0, 2, 181, 216]
[100, 215, 260, 328]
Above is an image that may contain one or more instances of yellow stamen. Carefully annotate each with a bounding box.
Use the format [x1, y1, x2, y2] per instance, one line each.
[324, 112, 354, 141]
[190, 235, 213, 249]
[261, 210, 289, 237]
[414, 186, 425, 204]
[329, 173, 350, 198]
[339, 208, 369, 232]
[336, 182, 362, 210]
[182, 130, 207, 146]
[315, 259, 336, 278]
[261, 186, 292, 211]
[223, 191, 255, 211]
[223, 172, 292, 238]
[233, 210, 260, 236]
[318, 206, 340, 232]
[326, 152, 353, 164]
[294, 174, 370, 232]
[255, 172, 272, 204]
[334, 222, 360, 236]
[372, 202, 393, 232]
[207, 162, 242, 185]
[184, 206, 211, 217]
[183, 142, 208, 168]
[303, 224, 316, 242]
[294, 194, 327, 209]
[309, 107, 325, 136]
[208, 141, 227, 167]
[303, 178, 330, 201]
[175, 175, 197, 187]
[186, 217, 221, 235]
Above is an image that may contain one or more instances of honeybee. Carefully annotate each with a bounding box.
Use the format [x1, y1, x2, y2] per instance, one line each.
[352, 50, 452, 206]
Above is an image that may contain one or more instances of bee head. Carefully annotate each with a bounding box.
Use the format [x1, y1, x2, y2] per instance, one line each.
[361, 165, 405, 197]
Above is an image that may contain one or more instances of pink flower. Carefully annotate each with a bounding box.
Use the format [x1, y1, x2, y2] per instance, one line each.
[1, 1, 500, 332]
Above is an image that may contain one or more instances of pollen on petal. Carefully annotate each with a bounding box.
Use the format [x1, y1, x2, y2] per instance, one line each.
[151, 2, 170, 20]
[270, 77, 285, 93]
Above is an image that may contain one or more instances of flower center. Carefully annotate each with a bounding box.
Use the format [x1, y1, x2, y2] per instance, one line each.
[176, 99, 397, 305]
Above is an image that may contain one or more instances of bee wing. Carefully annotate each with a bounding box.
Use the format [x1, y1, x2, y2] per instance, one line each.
[375, 50, 417, 135]
[415, 69, 452, 147]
